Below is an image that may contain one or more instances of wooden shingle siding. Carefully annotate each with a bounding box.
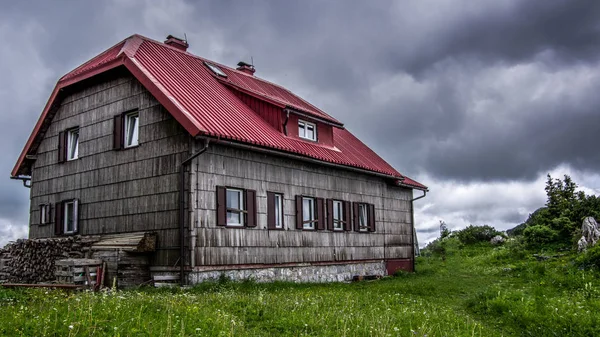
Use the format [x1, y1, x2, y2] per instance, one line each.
[28, 71, 191, 266]
[190, 144, 413, 266]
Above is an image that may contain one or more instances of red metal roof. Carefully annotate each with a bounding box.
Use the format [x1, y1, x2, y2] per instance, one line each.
[12, 34, 426, 190]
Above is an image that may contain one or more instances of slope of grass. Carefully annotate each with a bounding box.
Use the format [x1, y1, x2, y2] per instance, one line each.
[1, 241, 598, 336]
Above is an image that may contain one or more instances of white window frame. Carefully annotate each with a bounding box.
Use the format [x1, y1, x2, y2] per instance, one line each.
[274, 193, 284, 229]
[40, 204, 50, 225]
[226, 188, 245, 227]
[302, 197, 316, 229]
[66, 128, 79, 161]
[124, 111, 139, 148]
[298, 120, 317, 141]
[332, 200, 344, 230]
[358, 203, 368, 232]
[63, 200, 78, 234]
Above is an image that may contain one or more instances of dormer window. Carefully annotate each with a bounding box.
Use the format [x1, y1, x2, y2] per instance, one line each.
[298, 120, 317, 141]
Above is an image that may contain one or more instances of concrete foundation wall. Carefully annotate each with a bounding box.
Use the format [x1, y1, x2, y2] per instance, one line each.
[186, 261, 387, 283]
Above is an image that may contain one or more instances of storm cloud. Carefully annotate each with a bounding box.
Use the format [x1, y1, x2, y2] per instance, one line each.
[1, 0, 599, 246]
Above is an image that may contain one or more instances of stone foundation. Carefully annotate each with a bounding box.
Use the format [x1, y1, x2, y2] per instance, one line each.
[185, 261, 388, 284]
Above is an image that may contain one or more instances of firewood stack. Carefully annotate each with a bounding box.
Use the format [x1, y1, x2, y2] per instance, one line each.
[0, 236, 97, 284]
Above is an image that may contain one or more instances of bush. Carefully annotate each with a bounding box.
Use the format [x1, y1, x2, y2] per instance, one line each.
[522, 225, 558, 247]
[455, 225, 501, 245]
[576, 244, 600, 269]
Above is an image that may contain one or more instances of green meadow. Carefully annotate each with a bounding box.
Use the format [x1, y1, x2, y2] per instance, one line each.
[1, 238, 599, 336]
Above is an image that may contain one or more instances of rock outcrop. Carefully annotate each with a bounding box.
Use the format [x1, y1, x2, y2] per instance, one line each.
[490, 235, 505, 245]
[577, 217, 600, 252]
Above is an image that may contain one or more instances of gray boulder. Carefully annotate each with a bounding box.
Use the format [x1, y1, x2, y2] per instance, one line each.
[577, 217, 600, 252]
[490, 235, 505, 245]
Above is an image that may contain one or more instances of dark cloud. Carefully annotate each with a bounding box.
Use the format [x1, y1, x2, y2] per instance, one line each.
[2, 0, 600, 245]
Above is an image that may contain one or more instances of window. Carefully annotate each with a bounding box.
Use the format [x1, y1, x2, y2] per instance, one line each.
[295, 196, 325, 230]
[55, 199, 78, 235]
[267, 192, 284, 229]
[298, 120, 317, 141]
[124, 112, 139, 147]
[226, 188, 244, 226]
[64, 200, 78, 234]
[39, 204, 51, 225]
[216, 186, 257, 228]
[205, 62, 227, 77]
[332, 200, 344, 230]
[114, 110, 140, 150]
[66, 128, 79, 160]
[353, 202, 375, 232]
[302, 197, 316, 229]
[358, 204, 368, 232]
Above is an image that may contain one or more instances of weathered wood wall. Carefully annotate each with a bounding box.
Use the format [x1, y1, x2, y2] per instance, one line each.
[190, 143, 413, 266]
[29, 69, 191, 266]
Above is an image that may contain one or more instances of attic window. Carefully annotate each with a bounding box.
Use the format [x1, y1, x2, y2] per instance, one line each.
[205, 62, 227, 77]
[298, 120, 317, 141]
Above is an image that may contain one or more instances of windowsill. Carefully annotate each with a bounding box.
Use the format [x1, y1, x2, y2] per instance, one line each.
[269, 227, 285, 230]
[66, 158, 78, 162]
[225, 224, 244, 228]
[298, 136, 318, 142]
[124, 144, 140, 150]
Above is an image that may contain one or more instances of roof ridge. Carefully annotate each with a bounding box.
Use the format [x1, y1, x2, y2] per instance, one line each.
[59, 35, 134, 82]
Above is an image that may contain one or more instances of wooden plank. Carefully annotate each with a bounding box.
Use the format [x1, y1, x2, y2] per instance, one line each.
[153, 275, 179, 281]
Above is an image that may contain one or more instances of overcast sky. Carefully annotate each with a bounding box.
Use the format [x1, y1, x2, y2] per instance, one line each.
[1, 0, 600, 247]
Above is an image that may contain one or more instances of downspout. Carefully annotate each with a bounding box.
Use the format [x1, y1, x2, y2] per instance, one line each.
[11, 176, 32, 188]
[282, 110, 290, 136]
[410, 189, 427, 272]
[179, 140, 209, 286]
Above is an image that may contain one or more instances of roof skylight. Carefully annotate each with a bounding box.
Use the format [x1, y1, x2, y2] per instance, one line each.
[205, 62, 227, 77]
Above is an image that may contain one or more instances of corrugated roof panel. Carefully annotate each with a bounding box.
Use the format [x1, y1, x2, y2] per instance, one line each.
[13, 34, 426, 190]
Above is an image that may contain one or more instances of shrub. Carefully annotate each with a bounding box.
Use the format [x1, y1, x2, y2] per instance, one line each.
[455, 225, 501, 245]
[522, 225, 558, 247]
[576, 244, 600, 269]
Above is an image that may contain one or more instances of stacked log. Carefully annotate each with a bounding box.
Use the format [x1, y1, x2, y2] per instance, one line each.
[0, 236, 97, 283]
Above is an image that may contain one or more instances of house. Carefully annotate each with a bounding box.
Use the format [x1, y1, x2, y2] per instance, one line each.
[10, 34, 427, 285]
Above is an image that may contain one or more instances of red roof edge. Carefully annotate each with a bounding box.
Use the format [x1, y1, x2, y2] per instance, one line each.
[11, 57, 126, 177]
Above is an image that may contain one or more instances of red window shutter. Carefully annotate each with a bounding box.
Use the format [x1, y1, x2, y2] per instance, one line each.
[245, 189, 257, 228]
[343, 201, 352, 231]
[48, 204, 52, 224]
[316, 198, 325, 230]
[39, 205, 43, 225]
[267, 192, 276, 229]
[353, 202, 360, 232]
[216, 186, 226, 226]
[54, 201, 63, 235]
[326, 199, 334, 231]
[113, 114, 124, 150]
[295, 195, 303, 230]
[57, 131, 66, 163]
[368, 204, 376, 232]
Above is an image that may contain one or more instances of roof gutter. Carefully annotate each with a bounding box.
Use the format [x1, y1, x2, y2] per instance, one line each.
[10, 176, 31, 188]
[197, 136, 404, 182]
[410, 189, 427, 272]
[179, 139, 210, 286]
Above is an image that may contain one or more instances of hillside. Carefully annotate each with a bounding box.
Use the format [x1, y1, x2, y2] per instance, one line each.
[1, 240, 599, 336]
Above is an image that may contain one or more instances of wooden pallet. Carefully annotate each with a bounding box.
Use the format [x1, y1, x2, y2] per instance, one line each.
[55, 259, 106, 290]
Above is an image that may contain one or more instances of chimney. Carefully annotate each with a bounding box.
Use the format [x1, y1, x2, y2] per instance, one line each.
[164, 35, 189, 52]
[236, 61, 255, 75]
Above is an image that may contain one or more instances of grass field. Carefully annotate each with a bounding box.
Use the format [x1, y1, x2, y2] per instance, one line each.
[1, 241, 599, 336]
